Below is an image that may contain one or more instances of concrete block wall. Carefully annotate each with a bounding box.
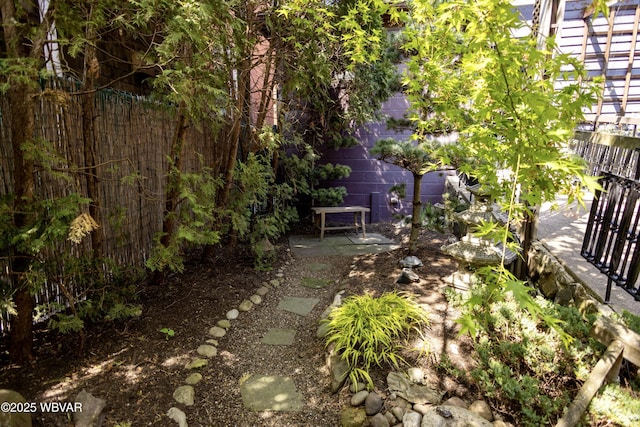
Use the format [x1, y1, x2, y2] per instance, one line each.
[318, 92, 453, 223]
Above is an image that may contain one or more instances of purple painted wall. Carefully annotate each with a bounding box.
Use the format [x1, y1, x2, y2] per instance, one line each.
[319, 92, 453, 223]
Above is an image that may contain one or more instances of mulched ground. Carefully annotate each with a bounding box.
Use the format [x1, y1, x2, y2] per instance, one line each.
[0, 223, 480, 427]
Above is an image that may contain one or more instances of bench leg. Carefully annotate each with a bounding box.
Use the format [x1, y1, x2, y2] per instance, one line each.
[360, 211, 366, 238]
[320, 212, 326, 240]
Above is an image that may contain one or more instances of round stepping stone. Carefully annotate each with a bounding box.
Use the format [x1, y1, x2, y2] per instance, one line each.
[185, 373, 203, 385]
[206, 339, 219, 346]
[185, 358, 208, 369]
[269, 279, 280, 287]
[238, 300, 253, 312]
[275, 272, 284, 278]
[226, 309, 239, 320]
[173, 385, 194, 406]
[256, 286, 269, 296]
[217, 319, 231, 329]
[209, 326, 226, 338]
[197, 344, 217, 357]
[250, 294, 262, 305]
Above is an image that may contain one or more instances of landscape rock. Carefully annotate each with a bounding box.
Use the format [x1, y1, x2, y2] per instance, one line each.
[256, 286, 269, 296]
[492, 421, 515, 427]
[468, 400, 493, 422]
[269, 279, 281, 287]
[554, 287, 574, 306]
[370, 413, 390, 427]
[328, 351, 350, 393]
[173, 385, 195, 406]
[403, 410, 422, 427]
[206, 339, 218, 346]
[185, 358, 208, 369]
[443, 396, 467, 409]
[385, 412, 397, 425]
[349, 382, 366, 393]
[196, 344, 217, 358]
[340, 407, 367, 427]
[216, 319, 231, 329]
[208, 326, 226, 338]
[350, 390, 369, 406]
[185, 373, 202, 385]
[364, 392, 384, 415]
[421, 405, 493, 427]
[238, 300, 254, 312]
[172, 386, 194, 406]
[391, 406, 406, 421]
[225, 309, 239, 320]
[538, 273, 559, 298]
[407, 367, 425, 384]
[74, 389, 106, 427]
[0, 389, 32, 427]
[412, 404, 431, 415]
[250, 294, 262, 305]
[167, 407, 188, 427]
[387, 372, 443, 405]
[316, 322, 330, 338]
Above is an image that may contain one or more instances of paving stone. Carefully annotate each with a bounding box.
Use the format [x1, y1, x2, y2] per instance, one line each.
[277, 296, 320, 316]
[256, 286, 269, 296]
[262, 328, 297, 345]
[250, 294, 262, 305]
[240, 375, 303, 411]
[300, 277, 332, 289]
[226, 309, 239, 320]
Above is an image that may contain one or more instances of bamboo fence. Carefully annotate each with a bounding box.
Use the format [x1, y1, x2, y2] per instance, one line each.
[0, 79, 219, 333]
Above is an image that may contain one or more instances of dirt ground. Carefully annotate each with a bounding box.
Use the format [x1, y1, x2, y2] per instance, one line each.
[0, 222, 479, 427]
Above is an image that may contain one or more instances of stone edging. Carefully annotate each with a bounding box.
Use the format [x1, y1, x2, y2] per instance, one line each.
[166, 267, 288, 426]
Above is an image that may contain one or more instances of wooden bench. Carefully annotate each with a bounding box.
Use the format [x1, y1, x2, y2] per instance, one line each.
[311, 206, 370, 240]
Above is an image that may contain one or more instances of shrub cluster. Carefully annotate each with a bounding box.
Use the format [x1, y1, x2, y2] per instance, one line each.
[323, 291, 429, 389]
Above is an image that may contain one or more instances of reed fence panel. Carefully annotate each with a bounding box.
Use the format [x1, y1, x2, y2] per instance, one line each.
[0, 81, 220, 333]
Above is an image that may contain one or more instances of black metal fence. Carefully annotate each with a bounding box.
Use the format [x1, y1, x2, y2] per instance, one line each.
[582, 172, 640, 302]
[571, 131, 640, 179]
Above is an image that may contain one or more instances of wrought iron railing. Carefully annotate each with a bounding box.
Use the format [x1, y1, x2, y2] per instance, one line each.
[582, 172, 640, 302]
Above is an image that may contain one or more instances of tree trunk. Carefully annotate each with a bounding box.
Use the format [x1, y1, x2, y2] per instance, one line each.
[81, 3, 103, 257]
[7, 81, 36, 364]
[151, 110, 188, 285]
[409, 172, 424, 253]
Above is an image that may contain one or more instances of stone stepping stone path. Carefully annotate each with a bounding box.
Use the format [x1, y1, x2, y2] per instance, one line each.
[240, 374, 304, 412]
[276, 296, 320, 316]
[165, 237, 408, 425]
[261, 327, 296, 345]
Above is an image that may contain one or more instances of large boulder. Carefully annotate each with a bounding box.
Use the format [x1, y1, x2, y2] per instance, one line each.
[421, 405, 493, 427]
